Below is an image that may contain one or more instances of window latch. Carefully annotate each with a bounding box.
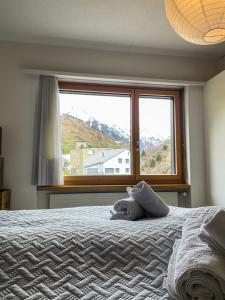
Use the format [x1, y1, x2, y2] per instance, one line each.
[136, 140, 140, 151]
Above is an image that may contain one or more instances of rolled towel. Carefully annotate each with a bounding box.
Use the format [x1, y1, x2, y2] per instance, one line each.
[127, 181, 169, 217]
[110, 197, 145, 221]
[166, 239, 181, 299]
[200, 209, 225, 256]
[166, 217, 225, 300]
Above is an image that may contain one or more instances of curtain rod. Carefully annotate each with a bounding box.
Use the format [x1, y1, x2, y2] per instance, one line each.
[23, 68, 206, 88]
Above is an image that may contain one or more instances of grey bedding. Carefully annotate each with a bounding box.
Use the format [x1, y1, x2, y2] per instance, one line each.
[0, 205, 216, 299]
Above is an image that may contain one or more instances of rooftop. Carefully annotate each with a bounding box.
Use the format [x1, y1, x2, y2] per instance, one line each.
[84, 149, 126, 168]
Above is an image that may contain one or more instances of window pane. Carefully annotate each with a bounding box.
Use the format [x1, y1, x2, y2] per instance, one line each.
[59, 92, 131, 176]
[139, 96, 175, 175]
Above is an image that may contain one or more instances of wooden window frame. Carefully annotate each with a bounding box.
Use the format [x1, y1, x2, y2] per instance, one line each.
[59, 82, 185, 186]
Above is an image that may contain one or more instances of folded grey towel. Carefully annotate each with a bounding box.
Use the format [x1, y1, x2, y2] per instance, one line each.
[110, 197, 145, 221]
[166, 216, 225, 300]
[199, 209, 225, 256]
[127, 181, 169, 217]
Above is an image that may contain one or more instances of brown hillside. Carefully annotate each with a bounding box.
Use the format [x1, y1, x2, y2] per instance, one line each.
[61, 114, 126, 153]
[140, 140, 173, 175]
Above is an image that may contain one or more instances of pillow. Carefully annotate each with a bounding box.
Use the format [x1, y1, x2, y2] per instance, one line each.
[127, 181, 170, 217]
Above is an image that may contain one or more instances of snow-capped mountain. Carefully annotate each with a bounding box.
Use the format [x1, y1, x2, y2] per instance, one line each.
[140, 136, 162, 150]
[87, 118, 130, 145]
[87, 118, 162, 149]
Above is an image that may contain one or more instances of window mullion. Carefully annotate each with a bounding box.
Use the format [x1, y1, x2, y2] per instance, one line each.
[132, 89, 140, 180]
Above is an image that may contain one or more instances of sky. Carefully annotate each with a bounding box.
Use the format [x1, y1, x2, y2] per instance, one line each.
[59, 93, 172, 139]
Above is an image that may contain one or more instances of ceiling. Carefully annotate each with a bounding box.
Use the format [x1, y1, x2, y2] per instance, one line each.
[0, 0, 225, 58]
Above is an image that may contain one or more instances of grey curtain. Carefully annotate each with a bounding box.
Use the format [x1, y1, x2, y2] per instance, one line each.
[33, 75, 63, 186]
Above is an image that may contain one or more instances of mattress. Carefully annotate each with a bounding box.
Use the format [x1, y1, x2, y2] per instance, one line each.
[0, 205, 216, 299]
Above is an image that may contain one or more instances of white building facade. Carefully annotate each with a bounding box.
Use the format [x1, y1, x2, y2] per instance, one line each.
[84, 149, 130, 175]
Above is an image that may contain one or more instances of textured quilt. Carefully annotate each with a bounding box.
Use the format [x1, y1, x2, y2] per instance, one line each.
[0, 205, 217, 300]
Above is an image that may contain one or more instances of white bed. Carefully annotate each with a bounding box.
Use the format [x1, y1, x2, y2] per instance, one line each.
[0, 205, 216, 299]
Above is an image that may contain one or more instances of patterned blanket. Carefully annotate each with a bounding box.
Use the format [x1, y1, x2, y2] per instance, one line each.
[0, 206, 216, 299]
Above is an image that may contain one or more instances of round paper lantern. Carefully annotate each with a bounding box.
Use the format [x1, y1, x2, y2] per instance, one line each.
[165, 0, 225, 45]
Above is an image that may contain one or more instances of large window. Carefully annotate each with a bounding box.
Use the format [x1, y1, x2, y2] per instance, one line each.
[59, 83, 184, 185]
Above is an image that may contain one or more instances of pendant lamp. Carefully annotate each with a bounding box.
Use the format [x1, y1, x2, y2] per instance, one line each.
[165, 0, 225, 45]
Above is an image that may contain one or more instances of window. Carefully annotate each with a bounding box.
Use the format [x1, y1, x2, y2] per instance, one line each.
[105, 168, 115, 174]
[86, 168, 99, 175]
[139, 96, 174, 175]
[59, 83, 184, 185]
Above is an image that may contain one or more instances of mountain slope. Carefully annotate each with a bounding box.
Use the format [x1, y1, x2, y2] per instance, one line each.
[61, 114, 172, 175]
[61, 114, 127, 153]
[140, 140, 172, 174]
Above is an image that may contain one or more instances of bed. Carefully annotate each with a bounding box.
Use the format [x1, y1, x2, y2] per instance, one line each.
[0, 205, 216, 299]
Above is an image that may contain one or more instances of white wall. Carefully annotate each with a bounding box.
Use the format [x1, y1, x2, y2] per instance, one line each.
[0, 41, 215, 209]
[185, 86, 206, 207]
[204, 70, 225, 206]
[218, 56, 225, 73]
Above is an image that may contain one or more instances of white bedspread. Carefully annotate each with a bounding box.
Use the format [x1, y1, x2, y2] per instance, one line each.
[0, 205, 217, 299]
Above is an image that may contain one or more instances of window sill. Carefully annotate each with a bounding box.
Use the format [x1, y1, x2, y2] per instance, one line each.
[37, 184, 190, 193]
